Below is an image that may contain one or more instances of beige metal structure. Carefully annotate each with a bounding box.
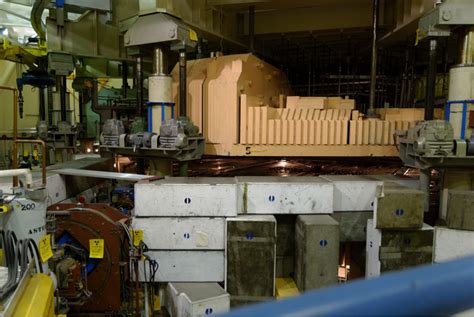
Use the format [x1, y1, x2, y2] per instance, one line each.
[171, 54, 423, 157]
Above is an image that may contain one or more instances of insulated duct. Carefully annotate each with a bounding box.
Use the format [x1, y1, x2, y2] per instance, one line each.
[30, 0, 48, 41]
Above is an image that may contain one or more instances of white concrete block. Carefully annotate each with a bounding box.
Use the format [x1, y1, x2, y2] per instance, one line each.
[366, 219, 433, 278]
[321, 175, 382, 211]
[140, 251, 224, 282]
[433, 227, 474, 263]
[165, 283, 230, 317]
[365, 219, 382, 278]
[133, 217, 225, 250]
[236, 176, 333, 214]
[134, 178, 237, 217]
[367, 175, 419, 190]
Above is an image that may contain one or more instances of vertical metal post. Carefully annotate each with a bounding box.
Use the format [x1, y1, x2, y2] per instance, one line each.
[249, 6, 255, 53]
[79, 91, 87, 137]
[136, 56, 143, 117]
[60, 76, 67, 122]
[197, 38, 204, 59]
[39, 87, 46, 121]
[153, 47, 165, 75]
[249, 5, 255, 53]
[425, 39, 437, 120]
[78, 92, 84, 124]
[122, 61, 128, 98]
[179, 50, 187, 118]
[47, 86, 53, 126]
[368, 0, 379, 116]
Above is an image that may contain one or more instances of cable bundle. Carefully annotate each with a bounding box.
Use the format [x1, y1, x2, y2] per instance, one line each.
[0, 230, 43, 300]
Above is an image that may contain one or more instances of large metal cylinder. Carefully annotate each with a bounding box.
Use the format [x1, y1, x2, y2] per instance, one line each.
[447, 66, 474, 139]
[149, 75, 173, 133]
[459, 27, 474, 65]
[153, 47, 165, 75]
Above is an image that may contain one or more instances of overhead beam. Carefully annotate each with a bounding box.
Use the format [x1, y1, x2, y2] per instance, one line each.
[251, 4, 374, 35]
[207, 0, 269, 5]
[378, 0, 435, 45]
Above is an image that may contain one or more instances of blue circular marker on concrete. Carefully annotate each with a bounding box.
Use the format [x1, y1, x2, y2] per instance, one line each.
[246, 232, 254, 240]
[205, 308, 213, 315]
[319, 239, 328, 247]
[395, 208, 404, 216]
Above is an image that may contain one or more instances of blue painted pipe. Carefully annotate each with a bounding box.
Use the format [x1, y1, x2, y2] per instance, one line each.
[221, 255, 474, 316]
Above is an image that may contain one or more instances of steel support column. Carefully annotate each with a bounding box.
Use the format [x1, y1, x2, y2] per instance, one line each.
[179, 50, 187, 117]
[368, 0, 379, 116]
[425, 39, 437, 120]
[136, 56, 143, 117]
[249, 5, 255, 53]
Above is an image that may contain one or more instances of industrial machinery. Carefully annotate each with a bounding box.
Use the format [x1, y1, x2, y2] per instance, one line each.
[398, 0, 474, 216]
[102, 11, 205, 173]
[46, 203, 132, 314]
[0, 168, 55, 316]
[0, 165, 159, 316]
[398, 120, 474, 167]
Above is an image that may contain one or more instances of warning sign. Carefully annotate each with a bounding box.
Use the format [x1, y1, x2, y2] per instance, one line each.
[89, 239, 104, 259]
[39, 234, 53, 262]
[132, 230, 144, 247]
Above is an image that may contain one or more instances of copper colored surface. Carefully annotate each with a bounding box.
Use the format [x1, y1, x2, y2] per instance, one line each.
[182, 156, 404, 177]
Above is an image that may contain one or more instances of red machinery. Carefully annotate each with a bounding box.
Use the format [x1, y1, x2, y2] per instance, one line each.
[47, 203, 132, 315]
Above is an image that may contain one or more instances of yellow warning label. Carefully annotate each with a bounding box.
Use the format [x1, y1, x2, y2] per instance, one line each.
[39, 234, 53, 263]
[89, 239, 104, 259]
[189, 28, 198, 42]
[132, 230, 144, 247]
[154, 295, 161, 311]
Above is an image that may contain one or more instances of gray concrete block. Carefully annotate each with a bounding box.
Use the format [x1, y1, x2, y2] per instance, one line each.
[226, 215, 276, 298]
[295, 215, 340, 291]
[446, 190, 474, 231]
[374, 184, 424, 229]
[331, 211, 372, 242]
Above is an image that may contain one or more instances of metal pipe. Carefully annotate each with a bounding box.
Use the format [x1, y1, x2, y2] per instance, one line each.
[47, 86, 53, 126]
[179, 50, 187, 117]
[122, 61, 128, 98]
[0, 169, 33, 188]
[0, 86, 18, 185]
[368, 0, 379, 116]
[221, 255, 474, 317]
[91, 80, 98, 112]
[144, 281, 150, 317]
[136, 56, 143, 117]
[39, 87, 46, 121]
[78, 92, 84, 124]
[30, 0, 48, 41]
[59, 76, 67, 122]
[134, 260, 140, 317]
[249, 5, 255, 53]
[459, 26, 474, 65]
[425, 39, 437, 120]
[14, 139, 47, 187]
[153, 47, 165, 75]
